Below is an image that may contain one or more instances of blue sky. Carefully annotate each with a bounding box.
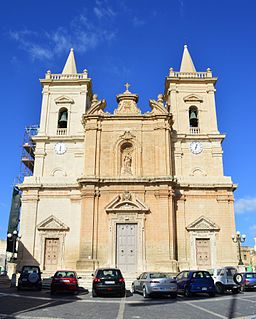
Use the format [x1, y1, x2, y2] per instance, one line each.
[0, 0, 255, 247]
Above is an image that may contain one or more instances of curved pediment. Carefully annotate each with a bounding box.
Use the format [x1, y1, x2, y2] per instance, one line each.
[37, 215, 69, 231]
[105, 192, 149, 214]
[186, 216, 220, 232]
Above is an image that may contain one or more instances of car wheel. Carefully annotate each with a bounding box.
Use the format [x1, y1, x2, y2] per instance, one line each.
[184, 286, 191, 297]
[131, 284, 135, 294]
[208, 292, 215, 297]
[143, 286, 149, 298]
[215, 282, 224, 294]
[92, 289, 97, 297]
[170, 293, 177, 299]
[120, 290, 126, 298]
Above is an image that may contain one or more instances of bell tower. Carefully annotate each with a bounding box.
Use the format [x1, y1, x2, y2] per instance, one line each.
[32, 49, 93, 179]
[165, 45, 224, 178]
[165, 45, 237, 269]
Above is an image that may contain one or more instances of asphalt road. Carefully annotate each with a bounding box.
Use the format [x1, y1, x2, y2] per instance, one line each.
[0, 286, 256, 319]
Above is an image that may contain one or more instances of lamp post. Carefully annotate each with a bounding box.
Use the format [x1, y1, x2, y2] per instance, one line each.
[7, 230, 21, 263]
[232, 231, 246, 265]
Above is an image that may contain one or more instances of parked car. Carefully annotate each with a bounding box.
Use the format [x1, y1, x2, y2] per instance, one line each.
[17, 265, 42, 291]
[209, 266, 240, 294]
[176, 270, 215, 297]
[131, 272, 177, 298]
[51, 270, 81, 294]
[240, 272, 256, 291]
[92, 268, 125, 297]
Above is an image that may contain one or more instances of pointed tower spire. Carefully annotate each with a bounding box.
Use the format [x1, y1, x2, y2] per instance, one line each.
[180, 45, 196, 72]
[62, 48, 77, 74]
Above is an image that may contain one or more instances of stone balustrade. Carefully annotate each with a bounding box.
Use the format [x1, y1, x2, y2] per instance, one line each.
[190, 127, 200, 134]
[169, 68, 212, 78]
[56, 128, 67, 135]
[45, 69, 88, 80]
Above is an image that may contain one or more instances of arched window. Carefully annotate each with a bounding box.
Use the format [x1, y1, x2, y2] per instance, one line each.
[58, 108, 68, 129]
[189, 106, 198, 128]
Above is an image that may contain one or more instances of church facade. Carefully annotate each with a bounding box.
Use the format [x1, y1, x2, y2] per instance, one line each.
[17, 46, 238, 274]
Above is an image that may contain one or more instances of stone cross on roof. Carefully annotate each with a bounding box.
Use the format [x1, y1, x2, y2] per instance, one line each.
[124, 82, 131, 92]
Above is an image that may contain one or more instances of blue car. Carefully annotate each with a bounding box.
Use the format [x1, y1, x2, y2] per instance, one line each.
[241, 272, 256, 291]
[176, 270, 215, 297]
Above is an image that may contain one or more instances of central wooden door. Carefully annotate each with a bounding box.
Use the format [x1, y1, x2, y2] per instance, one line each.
[116, 224, 137, 273]
[196, 238, 211, 268]
[44, 238, 59, 271]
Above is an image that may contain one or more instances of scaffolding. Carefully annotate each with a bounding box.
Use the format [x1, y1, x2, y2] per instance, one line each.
[18, 125, 39, 183]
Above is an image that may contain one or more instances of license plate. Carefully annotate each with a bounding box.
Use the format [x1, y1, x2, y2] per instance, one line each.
[105, 281, 115, 284]
[202, 287, 207, 291]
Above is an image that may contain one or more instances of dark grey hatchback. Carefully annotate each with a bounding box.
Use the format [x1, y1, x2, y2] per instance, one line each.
[17, 265, 42, 291]
[92, 268, 125, 297]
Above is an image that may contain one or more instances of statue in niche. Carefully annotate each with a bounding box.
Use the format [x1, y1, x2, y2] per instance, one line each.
[121, 152, 132, 175]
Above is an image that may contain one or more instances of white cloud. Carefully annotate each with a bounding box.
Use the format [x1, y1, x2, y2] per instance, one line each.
[8, 6, 117, 61]
[132, 17, 145, 27]
[93, 0, 116, 19]
[235, 197, 256, 214]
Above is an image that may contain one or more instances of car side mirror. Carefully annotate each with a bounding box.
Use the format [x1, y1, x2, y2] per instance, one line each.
[51, 276, 53, 278]
[137, 277, 140, 280]
[91, 274, 94, 277]
[173, 276, 176, 279]
[78, 277, 82, 279]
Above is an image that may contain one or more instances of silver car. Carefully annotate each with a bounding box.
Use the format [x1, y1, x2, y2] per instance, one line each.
[131, 272, 177, 298]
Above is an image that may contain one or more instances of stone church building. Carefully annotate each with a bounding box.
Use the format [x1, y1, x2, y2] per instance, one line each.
[17, 46, 238, 274]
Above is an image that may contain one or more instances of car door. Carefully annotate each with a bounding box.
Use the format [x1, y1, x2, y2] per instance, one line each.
[176, 272, 184, 292]
[139, 273, 148, 292]
[134, 273, 143, 292]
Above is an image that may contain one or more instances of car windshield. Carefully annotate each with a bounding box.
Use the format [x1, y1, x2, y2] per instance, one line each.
[54, 271, 76, 278]
[192, 271, 211, 278]
[245, 273, 256, 278]
[149, 273, 168, 279]
[97, 269, 121, 278]
[22, 267, 39, 274]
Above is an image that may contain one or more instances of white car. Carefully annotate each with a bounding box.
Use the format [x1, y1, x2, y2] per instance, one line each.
[131, 272, 177, 298]
[209, 267, 241, 294]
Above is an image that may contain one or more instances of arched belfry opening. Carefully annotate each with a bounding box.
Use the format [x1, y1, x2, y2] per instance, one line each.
[120, 142, 134, 175]
[189, 106, 199, 128]
[58, 108, 68, 129]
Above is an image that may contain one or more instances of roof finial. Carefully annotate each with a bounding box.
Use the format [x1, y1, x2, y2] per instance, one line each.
[180, 45, 196, 72]
[124, 82, 131, 92]
[62, 48, 77, 74]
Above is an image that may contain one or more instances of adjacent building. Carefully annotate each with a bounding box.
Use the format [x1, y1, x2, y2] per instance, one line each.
[17, 46, 238, 274]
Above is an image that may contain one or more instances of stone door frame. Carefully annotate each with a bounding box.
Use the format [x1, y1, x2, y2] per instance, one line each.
[108, 213, 146, 273]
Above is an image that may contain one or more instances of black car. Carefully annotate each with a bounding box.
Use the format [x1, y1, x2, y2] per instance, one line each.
[17, 265, 42, 291]
[92, 268, 125, 297]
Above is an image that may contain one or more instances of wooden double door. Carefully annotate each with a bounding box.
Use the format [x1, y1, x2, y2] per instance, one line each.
[116, 224, 137, 273]
[196, 238, 211, 268]
[44, 238, 59, 271]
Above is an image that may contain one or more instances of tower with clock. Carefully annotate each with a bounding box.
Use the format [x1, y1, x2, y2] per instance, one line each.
[17, 46, 238, 273]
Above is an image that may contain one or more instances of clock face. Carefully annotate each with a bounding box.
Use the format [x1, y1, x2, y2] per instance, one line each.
[190, 141, 203, 154]
[54, 142, 67, 155]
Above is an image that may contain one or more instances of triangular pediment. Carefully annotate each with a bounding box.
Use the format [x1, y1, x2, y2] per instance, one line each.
[37, 215, 69, 231]
[183, 94, 203, 103]
[55, 95, 74, 104]
[105, 192, 149, 214]
[186, 216, 220, 231]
